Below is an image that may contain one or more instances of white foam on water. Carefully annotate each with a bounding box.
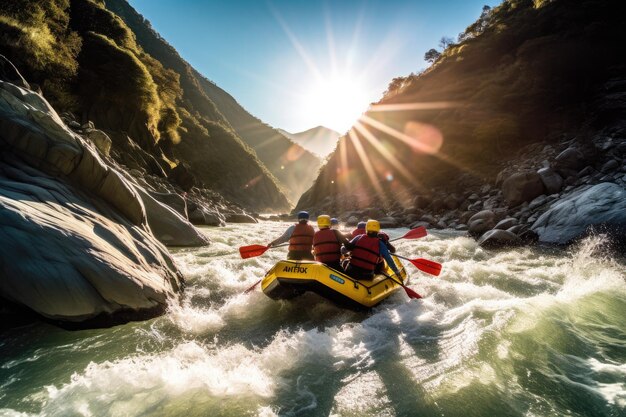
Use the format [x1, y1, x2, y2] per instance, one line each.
[33, 324, 338, 415]
[329, 371, 393, 417]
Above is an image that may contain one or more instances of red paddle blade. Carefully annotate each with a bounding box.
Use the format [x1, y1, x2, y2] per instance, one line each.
[409, 258, 442, 276]
[239, 244, 270, 259]
[402, 285, 423, 299]
[402, 226, 427, 240]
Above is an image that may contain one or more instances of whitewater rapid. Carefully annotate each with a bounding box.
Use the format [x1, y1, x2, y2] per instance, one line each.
[1, 222, 624, 417]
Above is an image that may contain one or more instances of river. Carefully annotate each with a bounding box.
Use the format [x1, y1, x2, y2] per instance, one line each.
[1, 222, 625, 417]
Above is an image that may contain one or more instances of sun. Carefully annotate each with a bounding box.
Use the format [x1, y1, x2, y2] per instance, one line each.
[301, 73, 369, 133]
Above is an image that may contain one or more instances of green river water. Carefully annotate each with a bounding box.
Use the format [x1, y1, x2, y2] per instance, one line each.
[1, 222, 625, 416]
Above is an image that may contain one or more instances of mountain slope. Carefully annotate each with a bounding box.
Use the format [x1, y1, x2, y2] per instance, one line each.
[191, 69, 322, 203]
[0, 0, 290, 211]
[106, 0, 320, 205]
[278, 126, 340, 158]
[297, 0, 626, 214]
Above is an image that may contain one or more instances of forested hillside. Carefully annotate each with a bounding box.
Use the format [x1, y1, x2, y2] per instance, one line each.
[0, 0, 291, 210]
[297, 0, 626, 214]
[106, 0, 321, 204]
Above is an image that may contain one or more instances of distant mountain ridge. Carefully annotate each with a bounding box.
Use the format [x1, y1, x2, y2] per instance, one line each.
[190, 68, 321, 203]
[278, 126, 341, 158]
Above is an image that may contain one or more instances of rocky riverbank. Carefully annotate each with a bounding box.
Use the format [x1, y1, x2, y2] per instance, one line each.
[300, 127, 626, 252]
[0, 56, 266, 328]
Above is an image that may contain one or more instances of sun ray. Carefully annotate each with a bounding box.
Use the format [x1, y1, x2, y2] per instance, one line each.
[360, 114, 442, 154]
[323, 3, 338, 75]
[369, 102, 457, 112]
[346, 5, 366, 71]
[347, 128, 385, 199]
[268, 3, 324, 84]
[353, 121, 418, 186]
[361, 113, 490, 181]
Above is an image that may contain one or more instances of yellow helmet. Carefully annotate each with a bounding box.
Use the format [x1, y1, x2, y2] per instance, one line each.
[366, 219, 381, 233]
[317, 214, 331, 228]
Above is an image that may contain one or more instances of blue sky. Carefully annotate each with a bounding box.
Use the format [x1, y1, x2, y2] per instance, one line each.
[128, 0, 499, 133]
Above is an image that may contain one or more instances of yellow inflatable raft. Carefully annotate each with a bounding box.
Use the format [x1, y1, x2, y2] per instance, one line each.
[261, 256, 408, 309]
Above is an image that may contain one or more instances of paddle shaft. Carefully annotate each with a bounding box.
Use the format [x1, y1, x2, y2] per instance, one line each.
[381, 272, 422, 299]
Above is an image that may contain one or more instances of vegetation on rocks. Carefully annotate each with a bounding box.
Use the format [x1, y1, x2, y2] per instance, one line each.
[0, 0, 293, 211]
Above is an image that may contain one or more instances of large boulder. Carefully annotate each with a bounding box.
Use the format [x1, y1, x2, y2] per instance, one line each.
[379, 216, 400, 228]
[137, 188, 209, 246]
[502, 171, 546, 207]
[225, 212, 258, 223]
[555, 147, 586, 171]
[478, 229, 523, 248]
[0, 75, 184, 325]
[149, 191, 188, 218]
[531, 183, 626, 246]
[84, 128, 112, 157]
[494, 217, 518, 230]
[537, 167, 563, 194]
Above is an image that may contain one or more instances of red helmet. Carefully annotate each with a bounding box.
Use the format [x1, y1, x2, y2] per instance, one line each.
[378, 232, 390, 242]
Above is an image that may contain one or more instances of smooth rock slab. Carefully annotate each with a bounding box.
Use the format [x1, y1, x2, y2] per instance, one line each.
[0, 165, 183, 324]
[531, 183, 626, 246]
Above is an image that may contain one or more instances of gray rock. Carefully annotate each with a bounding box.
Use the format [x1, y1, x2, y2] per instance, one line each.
[502, 171, 546, 207]
[506, 225, 523, 234]
[137, 188, 209, 247]
[469, 218, 495, 237]
[410, 221, 431, 229]
[578, 166, 594, 177]
[494, 217, 518, 230]
[537, 167, 563, 194]
[420, 214, 437, 224]
[531, 183, 626, 246]
[379, 216, 399, 228]
[413, 195, 430, 209]
[0, 77, 183, 324]
[363, 207, 385, 219]
[601, 159, 619, 173]
[455, 224, 469, 231]
[528, 195, 548, 211]
[468, 210, 495, 224]
[478, 229, 522, 248]
[150, 191, 188, 218]
[468, 201, 483, 211]
[555, 147, 586, 171]
[225, 212, 257, 223]
[443, 194, 460, 210]
[346, 215, 359, 226]
[84, 129, 112, 157]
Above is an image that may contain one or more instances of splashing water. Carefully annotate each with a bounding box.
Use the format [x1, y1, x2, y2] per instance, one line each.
[0, 223, 624, 417]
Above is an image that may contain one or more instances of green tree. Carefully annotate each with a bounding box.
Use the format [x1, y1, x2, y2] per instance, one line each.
[424, 48, 441, 63]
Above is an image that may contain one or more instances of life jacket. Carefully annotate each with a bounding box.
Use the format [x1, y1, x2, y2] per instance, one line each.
[313, 228, 341, 263]
[349, 235, 381, 271]
[288, 222, 314, 252]
[351, 228, 366, 238]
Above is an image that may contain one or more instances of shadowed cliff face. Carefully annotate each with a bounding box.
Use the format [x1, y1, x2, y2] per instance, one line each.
[0, 0, 291, 211]
[297, 0, 626, 214]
